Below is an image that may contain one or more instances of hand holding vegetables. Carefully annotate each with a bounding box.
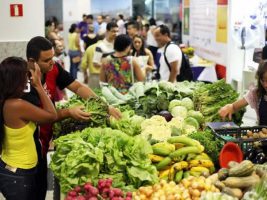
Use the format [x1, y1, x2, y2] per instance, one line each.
[108, 105, 122, 119]
[68, 105, 91, 121]
[218, 104, 234, 121]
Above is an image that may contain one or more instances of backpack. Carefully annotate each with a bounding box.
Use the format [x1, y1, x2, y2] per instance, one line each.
[163, 41, 193, 82]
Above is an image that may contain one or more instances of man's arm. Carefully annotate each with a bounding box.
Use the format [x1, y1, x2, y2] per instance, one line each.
[57, 80, 121, 120]
[168, 60, 179, 83]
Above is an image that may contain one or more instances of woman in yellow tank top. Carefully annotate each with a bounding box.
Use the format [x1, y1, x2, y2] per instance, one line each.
[68, 23, 82, 79]
[0, 57, 57, 200]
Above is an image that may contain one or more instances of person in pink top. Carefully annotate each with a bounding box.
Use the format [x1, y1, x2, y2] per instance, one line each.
[219, 61, 267, 125]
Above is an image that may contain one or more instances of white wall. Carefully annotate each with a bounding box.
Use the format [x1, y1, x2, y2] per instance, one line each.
[0, 0, 44, 42]
[63, 0, 91, 49]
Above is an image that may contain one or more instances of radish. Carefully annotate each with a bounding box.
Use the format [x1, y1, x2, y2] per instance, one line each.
[74, 186, 82, 193]
[68, 191, 77, 197]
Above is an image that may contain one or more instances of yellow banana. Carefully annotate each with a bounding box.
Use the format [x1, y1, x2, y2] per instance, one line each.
[168, 165, 175, 181]
[189, 170, 202, 177]
[149, 154, 165, 162]
[189, 160, 214, 168]
[173, 161, 189, 171]
[194, 153, 211, 161]
[190, 166, 210, 173]
[159, 168, 170, 179]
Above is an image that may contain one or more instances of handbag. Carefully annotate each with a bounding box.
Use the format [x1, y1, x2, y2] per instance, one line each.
[72, 56, 81, 64]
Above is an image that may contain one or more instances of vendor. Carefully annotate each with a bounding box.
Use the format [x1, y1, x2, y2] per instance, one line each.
[219, 61, 267, 125]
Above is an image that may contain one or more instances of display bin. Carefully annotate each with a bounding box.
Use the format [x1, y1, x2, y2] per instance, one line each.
[209, 125, 267, 152]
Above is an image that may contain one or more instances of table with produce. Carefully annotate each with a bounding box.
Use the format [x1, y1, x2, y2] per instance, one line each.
[50, 80, 267, 200]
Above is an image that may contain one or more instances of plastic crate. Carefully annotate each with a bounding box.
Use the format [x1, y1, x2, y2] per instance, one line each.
[210, 126, 267, 152]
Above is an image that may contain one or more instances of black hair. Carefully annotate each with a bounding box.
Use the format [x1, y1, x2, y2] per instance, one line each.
[157, 24, 171, 37]
[0, 57, 28, 146]
[262, 45, 267, 60]
[118, 14, 124, 20]
[114, 34, 132, 52]
[87, 14, 94, 20]
[126, 20, 139, 30]
[69, 23, 77, 33]
[132, 35, 146, 56]
[149, 18, 156, 26]
[26, 36, 53, 61]
[106, 22, 118, 31]
[256, 61, 267, 98]
[45, 20, 53, 27]
[82, 14, 87, 18]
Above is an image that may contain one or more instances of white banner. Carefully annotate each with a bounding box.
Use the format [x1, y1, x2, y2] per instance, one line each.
[189, 0, 228, 66]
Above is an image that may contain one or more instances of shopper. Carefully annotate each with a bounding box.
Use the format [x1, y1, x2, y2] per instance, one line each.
[153, 24, 182, 82]
[100, 34, 145, 94]
[25, 36, 121, 200]
[146, 18, 158, 64]
[93, 22, 118, 68]
[117, 14, 126, 35]
[68, 23, 82, 79]
[126, 20, 140, 39]
[78, 14, 89, 40]
[131, 34, 154, 79]
[219, 61, 267, 125]
[0, 57, 57, 200]
[97, 15, 107, 34]
[83, 24, 98, 50]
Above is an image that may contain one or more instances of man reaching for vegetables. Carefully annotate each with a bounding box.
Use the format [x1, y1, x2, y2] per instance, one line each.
[24, 36, 121, 200]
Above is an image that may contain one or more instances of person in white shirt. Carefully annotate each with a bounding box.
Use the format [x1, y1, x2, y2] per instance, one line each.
[117, 14, 126, 35]
[93, 22, 118, 68]
[153, 24, 182, 82]
[97, 15, 107, 35]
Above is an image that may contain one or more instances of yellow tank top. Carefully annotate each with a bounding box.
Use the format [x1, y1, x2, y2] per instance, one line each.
[68, 32, 79, 51]
[1, 121, 37, 169]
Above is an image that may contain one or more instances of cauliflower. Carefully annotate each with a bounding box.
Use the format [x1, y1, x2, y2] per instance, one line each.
[141, 125, 172, 141]
[182, 124, 197, 135]
[171, 106, 188, 118]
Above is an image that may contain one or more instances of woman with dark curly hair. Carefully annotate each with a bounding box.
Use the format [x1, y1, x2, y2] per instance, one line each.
[0, 57, 56, 200]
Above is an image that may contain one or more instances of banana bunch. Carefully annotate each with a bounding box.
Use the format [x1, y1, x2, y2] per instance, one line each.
[149, 136, 215, 183]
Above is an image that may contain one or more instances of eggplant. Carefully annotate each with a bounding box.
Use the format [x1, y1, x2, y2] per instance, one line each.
[254, 152, 267, 164]
[158, 110, 173, 122]
[244, 148, 256, 160]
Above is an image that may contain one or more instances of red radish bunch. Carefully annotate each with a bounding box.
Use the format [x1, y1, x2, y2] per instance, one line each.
[65, 179, 132, 200]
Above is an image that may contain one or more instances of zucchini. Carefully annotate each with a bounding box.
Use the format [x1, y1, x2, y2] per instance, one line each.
[169, 146, 201, 159]
[167, 136, 198, 146]
[156, 157, 172, 170]
[174, 170, 183, 183]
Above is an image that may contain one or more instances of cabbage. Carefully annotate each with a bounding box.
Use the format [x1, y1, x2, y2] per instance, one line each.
[184, 117, 199, 129]
[168, 99, 182, 112]
[171, 106, 188, 118]
[181, 97, 194, 110]
[188, 110, 204, 124]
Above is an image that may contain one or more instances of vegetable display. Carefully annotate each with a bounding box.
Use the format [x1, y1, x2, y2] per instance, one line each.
[133, 177, 220, 200]
[193, 79, 245, 125]
[65, 179, 132, 200]
[53, 95, 109, 138]
[149, 136, 215, 182]
[50, 127, 158, 193]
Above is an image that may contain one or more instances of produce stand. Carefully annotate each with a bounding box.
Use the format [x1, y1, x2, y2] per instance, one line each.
[49, 80, 267, 200]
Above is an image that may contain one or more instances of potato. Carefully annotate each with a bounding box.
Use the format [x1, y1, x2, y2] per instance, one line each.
[262, 128, 267, 134]
[247, 131, 253, 137]
[259, 132, 266, 138]
[253, 132, 260, 138]
[242, 135, 248, 139]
